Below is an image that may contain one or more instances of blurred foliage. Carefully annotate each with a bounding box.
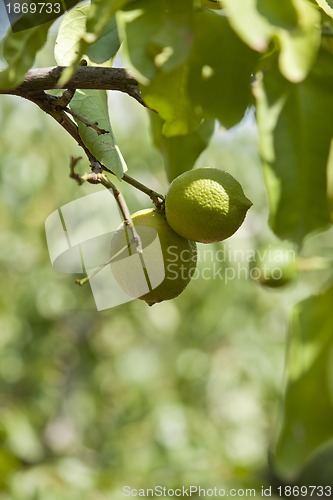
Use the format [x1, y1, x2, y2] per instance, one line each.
[0, 84, 332, 498]
[0, 1, 333, 498]
[274, 285, 333, 479]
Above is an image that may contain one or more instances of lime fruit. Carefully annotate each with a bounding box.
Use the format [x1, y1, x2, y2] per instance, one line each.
[250, 243, 299, 288]
[110, 208, 197, 306]
[165, 167, 252, 243]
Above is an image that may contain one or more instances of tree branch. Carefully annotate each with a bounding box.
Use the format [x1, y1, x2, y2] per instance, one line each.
[20, 90, 164, 205]
[0, 66, 145, 106]
[0, 68, 165, 206]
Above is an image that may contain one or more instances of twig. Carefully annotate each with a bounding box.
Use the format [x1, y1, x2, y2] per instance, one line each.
[74, 170, 152, 291]
[25, 91, 102, 166]
[56, 88, 76, 107]
[122, 173, 165, 207]
[21, 91, 164, 208]
[65, 107, 109, 135]
[69, 156, 85, 185]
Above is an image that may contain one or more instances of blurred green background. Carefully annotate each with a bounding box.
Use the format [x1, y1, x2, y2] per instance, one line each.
[0, 34, 332, 500]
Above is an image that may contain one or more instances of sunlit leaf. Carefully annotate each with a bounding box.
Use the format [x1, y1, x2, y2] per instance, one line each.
[55, 5, 89, 66]
[273, 285, 333, 478]
[70, 90, 127, 178]
[315, 0, 333, 18]
[223, 0, 321, 82]
[278, 0, 320, 83]
[150, 113, 215, 181]
[0, 22, 52, 88]
[188, 10, 258, 128]
[141, 64, 202, 136]
[54, 4, 120, 66]
[222, 0, 272, 52]
[54, 6, 125, 178]
[254, 48, 333, 244]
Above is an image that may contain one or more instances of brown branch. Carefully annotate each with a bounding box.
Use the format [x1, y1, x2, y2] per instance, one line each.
[0, 66, 146, 107]
[24, 90, 100, 167]
[22, 90, 163, 206]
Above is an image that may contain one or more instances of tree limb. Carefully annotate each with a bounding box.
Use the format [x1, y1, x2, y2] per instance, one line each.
[0, 66, 145, 106]
[20, 90, 164, 205]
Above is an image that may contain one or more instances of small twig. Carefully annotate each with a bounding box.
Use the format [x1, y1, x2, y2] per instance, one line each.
[76, 260, 109, 287]
[25, 91, 99, 167]
[99, 164, 165, 207]
[56, 89, 76, 107]
[122, 173, 165, 208]
[22, 91, 164, 210]
[16, 89, 156, 292]
[72, 170, 152, 291]
[81, 171, 139, 238]
[69, 156, 85, 185]
[65, 107, 109, 135]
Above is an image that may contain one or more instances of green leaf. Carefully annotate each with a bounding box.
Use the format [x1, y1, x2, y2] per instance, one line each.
[150, 113, 215, 182]
[297, 442, 333, 487]
[121, 0, 199, 135]
[222, 0, 273, 52]
[254, 48, 333, 244]
[278, 0, 320, 83]
[0, 22, 52, 89]
[54, 4, 120, 66]
[188, 10, 258, 128]
[86, 17, 120, 64]
[273, 285, 333, 478]
[141, 64, 202, 136]
[70, 90, 127, 178]
[54, 5, 89, 66]
[87, 0, 131, 36]
[315, 0, 333, 18]
[223, 0, 321, 82]
[116, 0, 194, 82]
[54, 5, 126, 178]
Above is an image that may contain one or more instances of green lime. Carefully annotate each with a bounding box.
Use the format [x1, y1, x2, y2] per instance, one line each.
[165, 167, 252, 243]
[110, 208, 197, 305]
[250, 243, 299, 288]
